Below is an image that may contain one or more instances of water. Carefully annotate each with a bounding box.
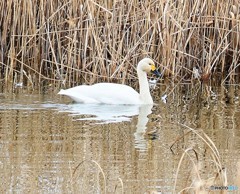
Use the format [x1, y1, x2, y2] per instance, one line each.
[0, 84, 240, 193]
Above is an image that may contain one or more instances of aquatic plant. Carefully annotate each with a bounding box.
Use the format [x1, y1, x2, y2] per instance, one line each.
[0, 0, 239, 91]
[72, 159, 124, 194]
[171, 123, 228, 194]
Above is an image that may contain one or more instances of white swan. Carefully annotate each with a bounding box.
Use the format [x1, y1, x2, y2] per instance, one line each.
[58, 58, 161, 104]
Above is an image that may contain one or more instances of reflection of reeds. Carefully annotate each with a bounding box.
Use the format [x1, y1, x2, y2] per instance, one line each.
[0, 0, 239, 90]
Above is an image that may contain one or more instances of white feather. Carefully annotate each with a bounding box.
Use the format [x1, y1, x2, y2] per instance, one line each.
[58, 58, 160, 104]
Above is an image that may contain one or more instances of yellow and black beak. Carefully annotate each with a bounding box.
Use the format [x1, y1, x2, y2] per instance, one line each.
[151, 64, 161, 77]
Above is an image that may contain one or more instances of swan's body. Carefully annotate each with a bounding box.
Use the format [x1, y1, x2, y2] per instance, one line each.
[58, 58, 161, 104]
[58, 83, 140, 104]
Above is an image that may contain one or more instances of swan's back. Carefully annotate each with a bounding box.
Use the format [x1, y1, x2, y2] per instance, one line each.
[58, 83, 141, 104]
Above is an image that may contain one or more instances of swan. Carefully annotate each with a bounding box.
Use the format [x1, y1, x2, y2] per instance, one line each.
[58, 58, 161, 104]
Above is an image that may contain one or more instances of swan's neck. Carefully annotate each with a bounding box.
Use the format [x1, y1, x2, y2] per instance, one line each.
[137, 68, 153, 104]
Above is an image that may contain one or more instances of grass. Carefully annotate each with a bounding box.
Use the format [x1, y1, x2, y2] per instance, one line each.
[72, 159, 124, 194]
[0, 0, 239, 91]
[72, 159, 107, 194]
[171, 123, 228, 194]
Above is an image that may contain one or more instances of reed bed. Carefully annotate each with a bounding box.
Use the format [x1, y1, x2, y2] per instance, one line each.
[0, 0, 240, 91]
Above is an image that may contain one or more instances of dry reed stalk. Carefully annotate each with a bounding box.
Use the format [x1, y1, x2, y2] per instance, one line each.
[172, 123, 228, 194]
[0, 0, 240, 90]
[236, 161, 240, 189]
[73, 159, 107, 194]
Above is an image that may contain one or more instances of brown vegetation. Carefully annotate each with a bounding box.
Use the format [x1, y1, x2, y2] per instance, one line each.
[0, 0, 240, 91]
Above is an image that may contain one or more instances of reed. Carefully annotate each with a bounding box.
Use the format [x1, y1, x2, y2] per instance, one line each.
[0, 0, 239, 90]
[172, 124, 227, 194]
[72, 159, 124, 194]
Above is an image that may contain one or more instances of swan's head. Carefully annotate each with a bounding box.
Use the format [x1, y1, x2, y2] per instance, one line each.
[138, 58, 161, 77]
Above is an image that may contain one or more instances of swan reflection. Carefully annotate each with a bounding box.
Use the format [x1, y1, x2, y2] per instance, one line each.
[134, 104, 153, 151]
[43, 103, 154, 151]
[56, 103, 140, 123]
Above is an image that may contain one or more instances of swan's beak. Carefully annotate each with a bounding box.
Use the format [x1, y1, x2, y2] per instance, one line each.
[152, 69, 161, 77]
[150, 64, 161, 77]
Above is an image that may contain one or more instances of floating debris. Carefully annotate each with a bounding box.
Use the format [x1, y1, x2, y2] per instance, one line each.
[193, 67, 201, 79]
[15, 82, 23, 88]
[161, 94, 168, 103]
[149, 78, 158, 89]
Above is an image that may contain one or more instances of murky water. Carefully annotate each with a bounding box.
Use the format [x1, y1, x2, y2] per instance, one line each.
[0, 84, 240, 194]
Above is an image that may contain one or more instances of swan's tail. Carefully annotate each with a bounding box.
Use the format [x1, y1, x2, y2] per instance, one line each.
[58, 89, 66, 95]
